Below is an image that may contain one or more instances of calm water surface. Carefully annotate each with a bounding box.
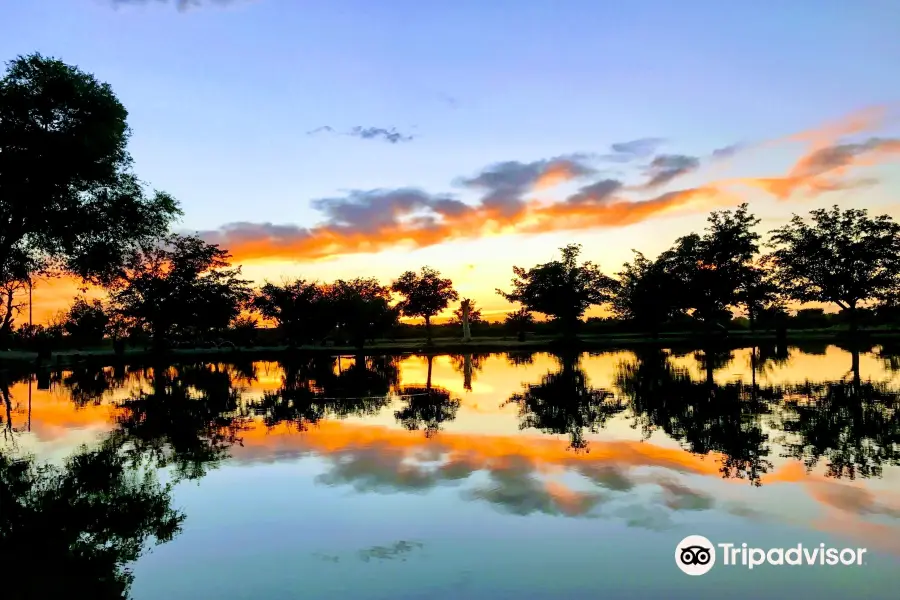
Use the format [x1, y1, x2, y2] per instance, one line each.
[2, 344, 900, 599]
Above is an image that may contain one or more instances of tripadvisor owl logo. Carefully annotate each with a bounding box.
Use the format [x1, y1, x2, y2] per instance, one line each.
[675, 535, 869, 575]
[676, 535, 716, 576]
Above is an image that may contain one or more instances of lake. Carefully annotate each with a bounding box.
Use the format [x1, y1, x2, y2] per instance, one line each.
[2, 343, 899, 599]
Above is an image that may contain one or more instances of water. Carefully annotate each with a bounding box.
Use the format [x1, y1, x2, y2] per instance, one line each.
[2, 343, 899, 599]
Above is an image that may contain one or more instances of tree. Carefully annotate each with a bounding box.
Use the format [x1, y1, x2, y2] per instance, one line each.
[453, 298, 483, 341]
[612, 251, 683, 336]
[61, 296, 109, 347]
[504, 308, 534, 341]
[497, 244, 616, 336]
[252, 279, 331, 346]
[767, 205, 900, 332]
[107, 234, 252, 347]
[736, 263, 781, 331]
[0, 53, 181, 335]
[662, 204, 761, 331]
[391, 267, 459, 341]
[325, 277, 399, 348]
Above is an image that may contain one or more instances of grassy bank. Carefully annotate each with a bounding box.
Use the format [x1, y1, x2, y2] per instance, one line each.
[2, 327, 899, 371]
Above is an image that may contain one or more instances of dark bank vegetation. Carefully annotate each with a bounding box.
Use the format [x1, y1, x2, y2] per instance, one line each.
[3, 53, 900, 363]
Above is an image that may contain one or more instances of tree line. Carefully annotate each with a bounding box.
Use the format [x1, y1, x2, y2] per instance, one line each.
[4, 53, 900, 353]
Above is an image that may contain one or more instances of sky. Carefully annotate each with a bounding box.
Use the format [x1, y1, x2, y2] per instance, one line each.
[2, 0, 900, 323]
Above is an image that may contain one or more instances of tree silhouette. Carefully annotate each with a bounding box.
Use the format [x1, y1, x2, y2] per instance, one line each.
[503, 308, 534, 341]
[108, 235, 252, 348]
[662, 203, 761, 331]
[0, 442, 184, 599]
[253, 280, 331, 346]
[61, 296, 110, 347]
[506, 353, 624, 452]
[0, 53, 180, 336]
[616, 348, 774, 485]
[497, 244, 615, 337]
[325, 278, 399, 348]
[767, 205, 900, 331]
[394, 355, 460, 437]
[391, 267, 459, 342]
[612, 250, 683, 336]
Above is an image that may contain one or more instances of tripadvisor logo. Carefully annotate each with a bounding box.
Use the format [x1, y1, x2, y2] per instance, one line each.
[675, 535, 868, 575]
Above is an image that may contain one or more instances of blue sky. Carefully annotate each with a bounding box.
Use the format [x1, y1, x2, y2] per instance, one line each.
[3, 0, 899, 317]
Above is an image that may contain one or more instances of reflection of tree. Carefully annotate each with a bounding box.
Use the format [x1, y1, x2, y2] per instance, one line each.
[52, 364, 136, 407]
[247, 356, 398, 431]
[111, 363, 251, 481]
[0, 442, 183, 599]
[505, 350, 535, 367]
[395, 355, 460, 437]
[449, 352, 490, 391]
[776, 379, 900, 479]
[0, 370, 32, 440]
[506, 353, 624, 452]
[616, 348, 773, 485]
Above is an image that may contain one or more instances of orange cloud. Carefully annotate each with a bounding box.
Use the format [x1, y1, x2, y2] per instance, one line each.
[201, 106, 898, 265]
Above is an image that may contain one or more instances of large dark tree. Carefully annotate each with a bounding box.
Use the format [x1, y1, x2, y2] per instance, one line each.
[108, 234, 252, 347]
[61, 296, 110, 347]
[391, 267, 458, 342]
[662, 203, 761, 331]
[0, 443, 184, 599]
[767, 205, 900, 331]
[325, 277, 399, 348]
[252, 279, 331, 346]
[612, 251, 683, 336]
[497, 244, 615, 336]
[0, 53, 180, 335]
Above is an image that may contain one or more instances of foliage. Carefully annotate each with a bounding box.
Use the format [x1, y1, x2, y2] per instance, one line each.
[61, 296, 110, 346]
[497, 244, 615, 335]
[391, 266, 459, 340]
[107, 234, 252, 347]
[503, 308, 534, 340]
[325, 277, 399, 348]
[252, 279, 331, 346]
[0, 53, 180, 300]
[612, 251, 683, 335]
[0, 443, 184, 598]
[767, 205, 900, 327]
[662, 203, 761, 329]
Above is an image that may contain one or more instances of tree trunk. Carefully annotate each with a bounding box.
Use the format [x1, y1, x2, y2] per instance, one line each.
[748, 307, 756, 332]
[426, 355, 433, 389]
[848, 302, 858, 334]
[424, 315, 432, 343]
[462, 303, 472, 342]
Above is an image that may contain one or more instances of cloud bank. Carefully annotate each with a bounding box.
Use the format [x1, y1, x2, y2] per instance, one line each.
[197, 106, 899, 263]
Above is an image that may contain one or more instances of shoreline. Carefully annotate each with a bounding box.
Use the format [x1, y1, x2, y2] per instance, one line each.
[1, 329, 897, 371]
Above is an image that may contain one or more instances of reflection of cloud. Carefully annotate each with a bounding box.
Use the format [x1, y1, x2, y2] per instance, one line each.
[358, 540, 424, 562]
[465, 458, 608, 517]
[654, 477, 714, 511]
[808, 482, 900, 518]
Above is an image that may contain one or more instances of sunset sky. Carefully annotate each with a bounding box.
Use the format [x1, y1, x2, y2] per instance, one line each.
[2, 0, 900, 323]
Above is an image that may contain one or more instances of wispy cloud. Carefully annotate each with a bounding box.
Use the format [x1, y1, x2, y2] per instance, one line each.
[307, 125, 416, 144]
[599, 137, 666, 162]
[197, 106, 897, 263]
